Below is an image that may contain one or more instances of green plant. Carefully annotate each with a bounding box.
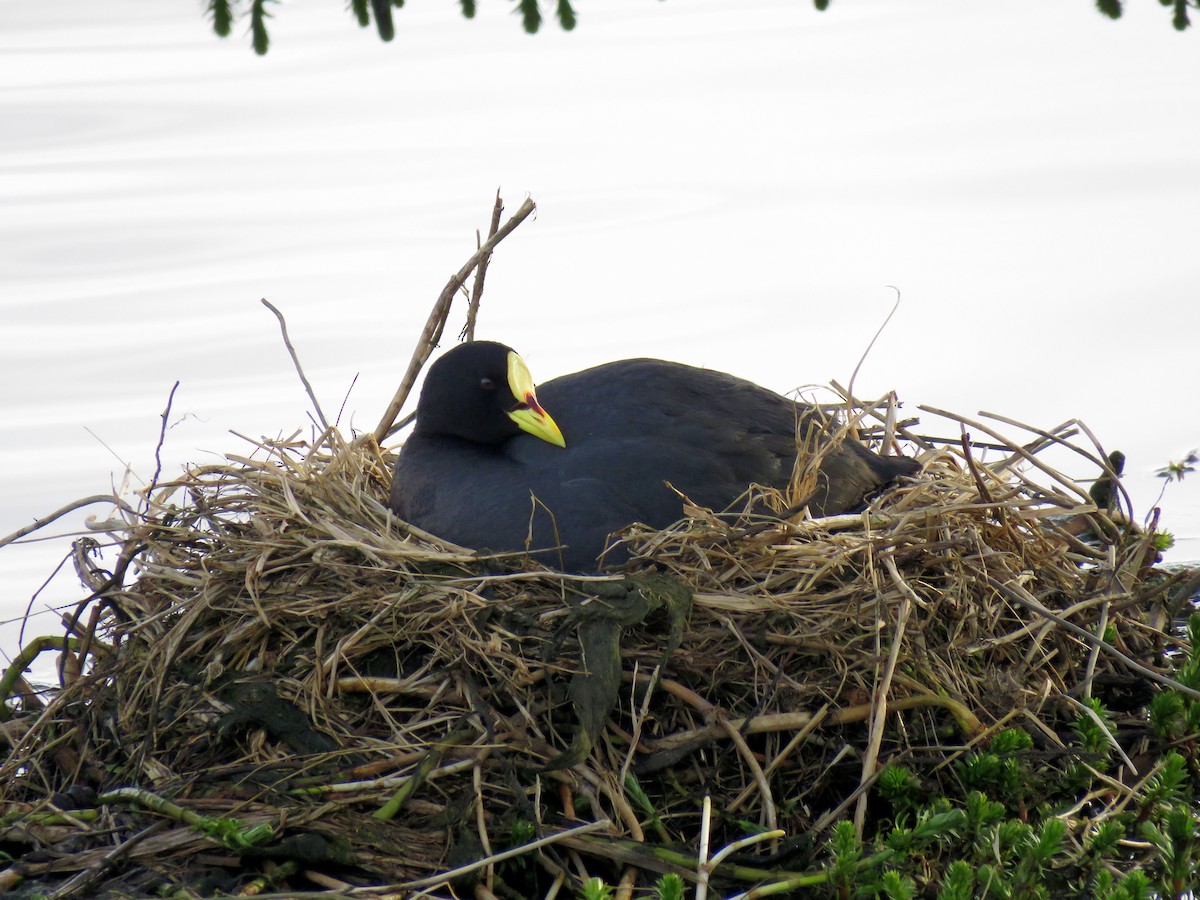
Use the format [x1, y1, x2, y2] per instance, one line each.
[1153, 531, 1176, 552]
[654, 872, 685, 900]
[956, 729, 1038, 809]
[1143, 805, 1198, 898]
[580, 875, 613, 899]
[1074, 697, 1116, 759]
[878, 764, 924, 813]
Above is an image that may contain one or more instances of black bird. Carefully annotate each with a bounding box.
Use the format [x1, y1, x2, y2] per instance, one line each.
[389, 341, 919, 573]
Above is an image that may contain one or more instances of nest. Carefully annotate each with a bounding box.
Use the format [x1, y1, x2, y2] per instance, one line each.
[0, 382, 1192, 898]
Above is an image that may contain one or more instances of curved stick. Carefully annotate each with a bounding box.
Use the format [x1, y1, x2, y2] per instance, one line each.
[373, 196, 537, 444]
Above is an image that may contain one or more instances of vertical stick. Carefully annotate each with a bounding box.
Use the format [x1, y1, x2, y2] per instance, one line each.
[373, 196, 537, 444]
[463, 189, 505, 342]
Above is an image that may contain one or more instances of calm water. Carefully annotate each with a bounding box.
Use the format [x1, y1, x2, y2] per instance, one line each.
[3, 0, 1199, 675]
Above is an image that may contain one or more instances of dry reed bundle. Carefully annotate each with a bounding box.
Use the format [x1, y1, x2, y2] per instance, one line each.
[2, 199, 1196, 898]
[0, 393, 1192, 898]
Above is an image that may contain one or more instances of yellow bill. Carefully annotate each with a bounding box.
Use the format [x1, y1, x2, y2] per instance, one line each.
[505, 351, 566, 448]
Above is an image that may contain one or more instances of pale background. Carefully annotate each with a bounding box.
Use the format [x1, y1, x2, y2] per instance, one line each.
[3, 0, 1198, 673]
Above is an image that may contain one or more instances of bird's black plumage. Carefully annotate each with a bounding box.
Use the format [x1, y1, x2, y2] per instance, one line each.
[389, 341, 919, 573]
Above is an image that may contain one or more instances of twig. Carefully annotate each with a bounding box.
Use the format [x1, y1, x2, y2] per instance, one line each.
[720, 718, 777, 834]
[0, 636, 79, 722]
[959, 427, 1027, 547]
[980, 409, 1109, 473]
[472, 759, 494, 893]
[709, 828, 788, 900]
[960, 428, 995, 506]
[0, 495, 136, 551]
[696, 795, 713, 900]
[147, 380, 180, 504]
[390, 409, 417, 435]
[61, 538, 147, 637]
[636, 689, 981, 768]
[47, 822, 167, 900]
[846, 286, 901, 410]
[462, 189, 504, 342]
[373, 195, 537, 444]
[1081, 551, 1115, 702]
[261, 298, 329, 431]
[373, 724, 474, 820]
[854, 556, 916, 836]
[575, 767, 643, 839]
[983, 572, 1200, 701]
[335, 372, 358, 428]
[401, 819, 611, 891]
[920, 405, 1090, 503]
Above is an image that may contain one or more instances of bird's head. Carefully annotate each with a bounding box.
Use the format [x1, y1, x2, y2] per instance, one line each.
[414, 341, 566, 448]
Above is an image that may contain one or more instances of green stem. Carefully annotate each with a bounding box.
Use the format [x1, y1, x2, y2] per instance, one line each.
[98, 787, 273, 850]
[373, 725, 473, 821]
[0, 636, 79, 722]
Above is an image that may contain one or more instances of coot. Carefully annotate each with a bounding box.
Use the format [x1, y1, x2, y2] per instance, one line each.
[389, 341, 918, 572]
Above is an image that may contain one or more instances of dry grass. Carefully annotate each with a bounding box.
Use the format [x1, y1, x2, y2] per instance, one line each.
[0, 387, 1190, 898]
[0, 195, 1192, 897]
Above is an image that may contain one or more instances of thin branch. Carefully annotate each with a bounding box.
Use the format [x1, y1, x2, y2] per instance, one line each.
[41, 821, 166, 899]
[462, 189, 504, 342]
[148, 381, 180, 497]
[335, 373, 358, 429]
[373, 195, 537, 444]
[846, 286, 901, 409]
[401, 819, 610, 891]
[855, 555, 916, 837]
[980, 409, 1109, 473]
[983, 572, 1200, 701]
[261, 298, 329, 431]
[920, 405, 1091, 504]
[1081, 566, 1113, 702]
[0, 496, 137, 551]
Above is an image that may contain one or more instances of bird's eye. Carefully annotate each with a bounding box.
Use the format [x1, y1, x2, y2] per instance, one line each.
[479, 377, 496, 391]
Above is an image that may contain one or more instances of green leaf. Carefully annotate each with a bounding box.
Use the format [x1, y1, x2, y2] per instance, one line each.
[878, 764, 922, 809]
[557, 0, 577, 30]
[827, 820, 862, 889]
[1148, 692, 1185, 737]
[1031, 817, 1066, 865]
[937, 860, 975, 900]
[881, 869, 917, 900]
[1116, 869, 1152, 900]
[965, 791, 1006, 832]
[912, 809, 967, 845]
[1152, 530, 1175, 551]
[990, 728, 1034, 754]
[518, 0, 541, 33]
[208, 0, 233, 37]
[1172, 1, 1190, 31]
[1073, 697, 1115, 756]
[1143, 752, 1189, 809]
[250, 0, 272, 55]
[654, 873, 685, 900]
[997, 818, 1030, 856]
[370, 0, 395, 41]
[1087, 820, 1124, 856]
